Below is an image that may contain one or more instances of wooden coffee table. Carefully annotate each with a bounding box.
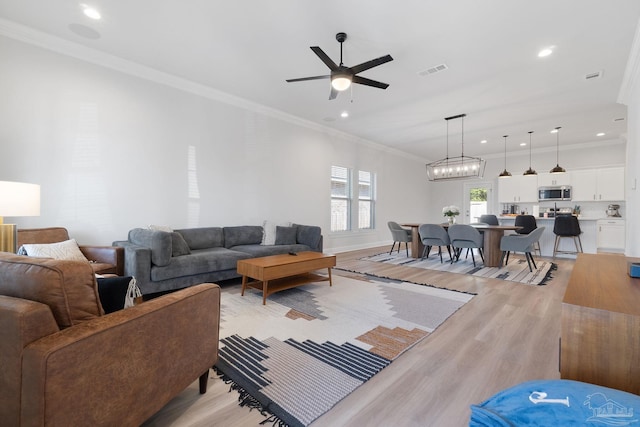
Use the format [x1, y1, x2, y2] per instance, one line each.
[237, 251, 336, 304]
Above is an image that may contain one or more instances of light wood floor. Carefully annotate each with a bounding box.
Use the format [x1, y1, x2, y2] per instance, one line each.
[143, 247, 574, 427]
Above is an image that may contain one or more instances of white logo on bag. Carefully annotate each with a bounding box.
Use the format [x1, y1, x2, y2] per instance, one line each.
[529, 391, 570, 407]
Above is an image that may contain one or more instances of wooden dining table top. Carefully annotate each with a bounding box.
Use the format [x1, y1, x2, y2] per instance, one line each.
[401, 222, 522, 231]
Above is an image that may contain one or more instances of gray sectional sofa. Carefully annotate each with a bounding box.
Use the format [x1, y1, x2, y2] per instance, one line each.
[113, 224, 322, 294]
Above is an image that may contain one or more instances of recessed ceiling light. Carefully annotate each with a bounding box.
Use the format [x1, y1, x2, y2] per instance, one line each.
[597, 132, 605, 136]
[81, 4, 101, 20]
[520, 142, 526, 146]
[550, 128, 559, 134]
[340, 111, 349, 118]
[538, 46, 554, 58]
[480, 140, 487, 144]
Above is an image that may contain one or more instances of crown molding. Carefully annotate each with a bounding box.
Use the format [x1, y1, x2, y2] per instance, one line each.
[619, 18, 640, 105]
[0, 18, 422, 163]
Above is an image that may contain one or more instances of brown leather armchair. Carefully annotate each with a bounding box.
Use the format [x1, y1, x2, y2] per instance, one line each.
[17, 227, 124, 276]
[0, 253, 220, 426]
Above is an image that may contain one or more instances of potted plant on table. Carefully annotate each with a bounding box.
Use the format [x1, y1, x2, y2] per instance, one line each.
[443, 205, 460, 225]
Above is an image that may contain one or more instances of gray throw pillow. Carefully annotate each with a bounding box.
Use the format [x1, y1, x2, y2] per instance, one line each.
[171, 232, 191, 257]
[275, 226, 297, 245]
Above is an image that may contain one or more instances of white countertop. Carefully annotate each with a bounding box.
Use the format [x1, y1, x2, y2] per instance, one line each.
[498, 216, 623, 222]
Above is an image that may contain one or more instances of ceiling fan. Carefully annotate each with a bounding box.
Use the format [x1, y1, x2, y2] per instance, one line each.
[286, 32, 393, 100]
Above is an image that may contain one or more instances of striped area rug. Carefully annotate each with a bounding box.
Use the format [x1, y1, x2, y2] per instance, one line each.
[355, 251, 555, 285]
[214, 275, 473, 427]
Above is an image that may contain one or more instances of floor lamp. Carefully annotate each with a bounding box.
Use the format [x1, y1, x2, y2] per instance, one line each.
[0, 181, 41, 253]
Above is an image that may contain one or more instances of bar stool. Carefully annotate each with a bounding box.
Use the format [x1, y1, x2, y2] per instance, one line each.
[553, 215, 583, 257]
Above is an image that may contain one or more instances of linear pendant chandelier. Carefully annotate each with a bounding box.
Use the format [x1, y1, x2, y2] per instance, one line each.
[426, 113, 486, 181]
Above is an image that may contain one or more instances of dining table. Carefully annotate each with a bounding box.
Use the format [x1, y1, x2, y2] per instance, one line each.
[401, 222, 522, 267]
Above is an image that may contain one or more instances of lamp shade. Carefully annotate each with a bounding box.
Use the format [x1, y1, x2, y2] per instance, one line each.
[0, 181, 41, 217]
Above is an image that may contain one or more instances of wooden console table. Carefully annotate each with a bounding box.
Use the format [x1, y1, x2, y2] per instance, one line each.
[560, 253, 640, 394]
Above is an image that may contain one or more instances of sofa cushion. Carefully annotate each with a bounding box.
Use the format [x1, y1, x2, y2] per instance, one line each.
[261, 220, 292, 245]
[171, 232, 191, 257]
[275, 226, 297, 245]
[22, 239, 89, 262]
[231, 244, 312, 257]
[128, 228, 172, 267]
[175, 227, 224, 250]
[0, 253, 103, 328]
[223, 226, 263, 249]
[293, 224, 322, 250]
[151, 248, 251, 282]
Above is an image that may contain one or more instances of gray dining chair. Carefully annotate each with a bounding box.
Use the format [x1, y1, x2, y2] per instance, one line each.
[514, 214, 541, 255]
[479, 214, 499, 225]
[418, 224, 452, 263]
[448, 224, 484, 267]
[388, 221, 412, 257]
[500, 226, 545, 272]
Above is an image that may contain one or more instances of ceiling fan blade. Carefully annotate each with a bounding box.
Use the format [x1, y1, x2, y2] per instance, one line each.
[352, 75, 389, 89]
[286, 75, 331, 83]
[350, 54, 393, 75]
[329, 86, 338, 100]
[310, 46, 339, 71]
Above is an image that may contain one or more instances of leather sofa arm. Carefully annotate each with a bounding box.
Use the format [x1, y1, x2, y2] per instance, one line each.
[21, 283, 220, 427]
[79, 245, 125, 276]
[0, 296, 60, 427]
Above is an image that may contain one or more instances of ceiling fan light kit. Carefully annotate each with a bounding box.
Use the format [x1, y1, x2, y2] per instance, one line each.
[286, 32, 393, 100]
[550, 126, 566, 174]
[426, 114, 486, 181]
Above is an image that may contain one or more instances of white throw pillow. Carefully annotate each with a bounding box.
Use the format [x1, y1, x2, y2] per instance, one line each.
[22, 239, 89, 262]
[148, 224, 173, 232]
[261, 220, 292, 245]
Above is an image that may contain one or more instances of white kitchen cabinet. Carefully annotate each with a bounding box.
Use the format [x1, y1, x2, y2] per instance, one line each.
[597, 218, 625, 252]
[571, 170, 597, 201]
[572, 167, 624, 202]
[498, 175, 538, 203]
[598, 167, 625, 201]
[537, 172, 571, 187]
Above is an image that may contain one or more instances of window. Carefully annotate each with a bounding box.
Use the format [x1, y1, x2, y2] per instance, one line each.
[331, 166, 351, 232]
[358, 170, 375, 229]
[331, 166, 376, 232]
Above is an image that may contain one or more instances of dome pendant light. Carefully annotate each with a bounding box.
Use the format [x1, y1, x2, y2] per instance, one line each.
[550, 126, 566, 174]
[498, 135, 512, 178]
[523, 131, 537, 176]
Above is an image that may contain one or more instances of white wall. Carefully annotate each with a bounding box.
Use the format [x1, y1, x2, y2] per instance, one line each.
[622, 30, 640, 257]
[0, 36, 429, 251]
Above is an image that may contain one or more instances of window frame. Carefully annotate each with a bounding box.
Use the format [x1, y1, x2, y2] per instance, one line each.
[330, 165, 352, 232]
[330, 165, 377, 233]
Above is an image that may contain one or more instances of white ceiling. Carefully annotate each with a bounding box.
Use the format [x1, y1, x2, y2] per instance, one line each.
[1, 0, 639, 161]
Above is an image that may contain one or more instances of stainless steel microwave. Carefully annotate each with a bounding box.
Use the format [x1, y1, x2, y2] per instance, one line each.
[538, 186, 572, 201]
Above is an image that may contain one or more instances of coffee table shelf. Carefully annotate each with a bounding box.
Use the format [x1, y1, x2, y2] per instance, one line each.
[242, 272, 329, 300]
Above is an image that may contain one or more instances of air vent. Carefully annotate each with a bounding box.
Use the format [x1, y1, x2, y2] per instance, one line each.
[584, 70, 603, 80]
[418, 63, 448, 76]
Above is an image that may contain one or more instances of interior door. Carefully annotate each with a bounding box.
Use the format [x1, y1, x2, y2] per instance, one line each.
[463, 181, 494, 224]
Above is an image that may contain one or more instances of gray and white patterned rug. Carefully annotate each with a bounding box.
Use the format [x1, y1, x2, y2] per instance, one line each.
[353, 250, 555, 286]
[214, 275, 473, 427]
